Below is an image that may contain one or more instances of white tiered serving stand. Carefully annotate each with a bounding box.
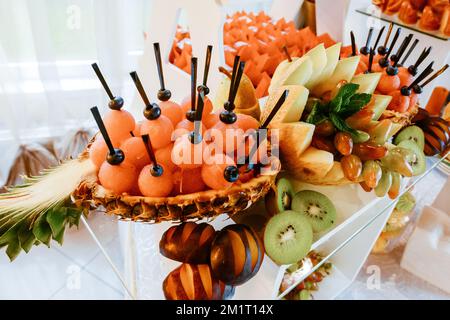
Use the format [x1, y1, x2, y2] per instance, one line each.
[79, 0, 449, 299]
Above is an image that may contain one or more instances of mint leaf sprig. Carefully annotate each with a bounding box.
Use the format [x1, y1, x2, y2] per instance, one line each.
[305, 83, 372, 137]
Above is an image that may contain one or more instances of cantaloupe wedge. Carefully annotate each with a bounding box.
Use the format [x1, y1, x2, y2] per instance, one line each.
[304, 43, 327, 89]
[312, 55, 360, 96]
[351, 72, 382, 94]
[371, 94, 393, 120]
[311, 42, 341, 90]
[286, 146, 334, 181]
[261, 85, 309, 125]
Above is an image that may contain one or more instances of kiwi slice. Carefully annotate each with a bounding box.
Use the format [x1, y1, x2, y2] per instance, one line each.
[291, 190, 336, 233]
[265, 178, 294, 215]
[264, 210, 313, 265]
[394, 126, 425, 151]
[398, 140, 426, 176]
[395, 192, 416, 213]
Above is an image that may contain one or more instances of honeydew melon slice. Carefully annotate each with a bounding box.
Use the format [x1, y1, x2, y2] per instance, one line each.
[269, 56, 313, 94]
[311, 42, 341, 91]
[371, 94, 392, 120]
[269, 57, 299, 93]
[312, 55, 360, 96]
[289, 146, 334, 180]
[304, 44, 327, 89]
[351, 72, 382, 94]
[261, 85, 309, 125]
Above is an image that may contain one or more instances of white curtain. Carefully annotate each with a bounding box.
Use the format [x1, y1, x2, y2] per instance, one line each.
[0, 0, 154, 185]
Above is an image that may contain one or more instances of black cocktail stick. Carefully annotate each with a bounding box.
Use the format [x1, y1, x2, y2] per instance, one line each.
[190, 88, 206, 145]
[378, 27, 401, 68]
[360, 27, 374, 55]
[365, 48, 375, 74]
[220, 56, 241, 124]
[91, 63, 124, 110]
[414, 64, 448, 94]
[387, 34, 412, 75]
[372, 26, 385, 52]
[141, 134, 163, 177]
[90, 106, 124, 165]
[400, 62, 434, 96]
[228, 61, 245, 109]
[199, 45, 213, 95]
[153, 43, 171, 101]
[400, 38, 418, 66]
[390, 33, 412, 64]
[186, 57, 198, 122]
[350, 31, 357, 56]
[378, 22, 393, 55]
[283, 46, 292, 62]
[408, 46, 431, 76]
[130, 71, 161, 120]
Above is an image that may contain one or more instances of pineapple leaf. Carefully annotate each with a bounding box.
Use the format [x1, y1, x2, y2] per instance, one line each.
[33, 213, 52, 247]
[0, 158, 96, 260]
[6, 236, 21, 261]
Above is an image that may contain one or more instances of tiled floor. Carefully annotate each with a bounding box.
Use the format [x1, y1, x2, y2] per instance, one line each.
[0, 213, 125, 300]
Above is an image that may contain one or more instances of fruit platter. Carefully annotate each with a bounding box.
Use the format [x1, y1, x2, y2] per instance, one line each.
[1, 16, 449, 300]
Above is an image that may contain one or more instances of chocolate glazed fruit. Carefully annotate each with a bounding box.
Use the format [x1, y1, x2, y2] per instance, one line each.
[159, 222, 216, 264]
[210, 224, 264, 285]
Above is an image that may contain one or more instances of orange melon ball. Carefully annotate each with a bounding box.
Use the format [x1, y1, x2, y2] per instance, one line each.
[173, 167, 207, 194]
[208, 121, 245, 155]
[89, 137, 108, 169]
[203, 112, 221, 129]
[387, 90, 410, 113]
[98, 161, 138, 195]
[408, 92, 418, 111]
[140, 115, 174, 149]
[132, 122, 141, 137]
[155, 143, 176, 172]
[236, 114, 259, 132]
[103, 109, 136, 145]
[160, 100, 184, 126]
[172, 134, 207, 169]
[138, 164, 173, 197]
[377, 73, 401, 94]
[371, 63, 385, 73]
[398, 67, 413, 87]
[181, 95, 213, 116]
[120, 137, 150, 169]
[173, 119, 206, 140]
[201, 153, 235, 190]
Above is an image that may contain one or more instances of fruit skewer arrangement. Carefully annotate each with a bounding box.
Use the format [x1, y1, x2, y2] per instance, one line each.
[0, 42, 288, 260]
[264, 24, 449, 197]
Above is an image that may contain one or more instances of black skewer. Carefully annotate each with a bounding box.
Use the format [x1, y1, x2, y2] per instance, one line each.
[91, 63, 124, 110]
[365, 48, 375, 74]
[413, 64, 448, 94]
[141, 134, 163, 177]
[153, 43, 171, 101]
[408, 46, 431, 76]
[387, 34, 412, 75]
[372, 26, 385, 52]
[377, 22, 393, 55]
[400, 62, 434, 96]
[190, 87, 206, 145]
[390, 33, 412, 64]
[283, 46, 292, 62]
[220, 56, 243, 124]
[186, 57, 198, 122]
[378, 27, 401, 68]
[90, 106, 124, 165]
[199, 45, 213, 95]
[350, 31, 357, 56]
[360, 28, 374, 55]
[130, 71, 161, 120]
[400, 39, 419, 66]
